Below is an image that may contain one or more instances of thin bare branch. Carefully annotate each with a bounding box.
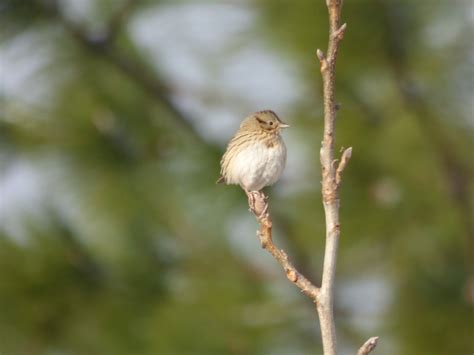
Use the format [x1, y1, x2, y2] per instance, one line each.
[316, 0, 347, 353]
[357, 336, 379, 355]
[248, 192, 320, 300]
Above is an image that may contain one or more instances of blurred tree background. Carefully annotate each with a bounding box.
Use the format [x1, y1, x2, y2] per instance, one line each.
[0, 0, 473, 354]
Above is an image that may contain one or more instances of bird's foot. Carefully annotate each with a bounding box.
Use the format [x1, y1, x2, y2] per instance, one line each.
[246, 190, 269, 219]
[246, 190, 257, 212]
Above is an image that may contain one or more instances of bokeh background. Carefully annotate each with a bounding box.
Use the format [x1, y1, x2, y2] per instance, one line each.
[1, 0, 473, 354]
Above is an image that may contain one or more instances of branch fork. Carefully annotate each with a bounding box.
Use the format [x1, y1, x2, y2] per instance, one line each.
[317, 22, 347, 74]
[333, 23, 348, 40]
[246, 0, 378, 353]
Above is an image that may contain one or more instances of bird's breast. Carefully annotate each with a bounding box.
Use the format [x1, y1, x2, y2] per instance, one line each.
[227, 137, 286, 191]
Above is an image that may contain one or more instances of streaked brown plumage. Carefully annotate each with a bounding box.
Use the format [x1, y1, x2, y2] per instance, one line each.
[217, 110, 289, 192]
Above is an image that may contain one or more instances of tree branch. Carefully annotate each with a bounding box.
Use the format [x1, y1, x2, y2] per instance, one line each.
[246, 2, 379, 354]
[315, 0, 348, 353]
[248, 193, 320, 300]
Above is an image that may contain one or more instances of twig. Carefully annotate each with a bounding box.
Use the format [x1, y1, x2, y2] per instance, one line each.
[247, 2, 380, 354]
[336, 147, 352, 186]
[357, 336, 379, 355]
[248, 192, 319, 300]
[316, 0, 348, 353]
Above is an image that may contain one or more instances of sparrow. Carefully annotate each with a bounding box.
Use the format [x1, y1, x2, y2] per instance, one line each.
[217, 110, 289, 209]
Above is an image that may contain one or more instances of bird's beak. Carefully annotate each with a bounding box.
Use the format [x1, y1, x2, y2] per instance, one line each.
[279, 122, 290, 128]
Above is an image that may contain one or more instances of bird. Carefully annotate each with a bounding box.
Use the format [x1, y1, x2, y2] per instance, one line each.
[217, 110, 289, 211]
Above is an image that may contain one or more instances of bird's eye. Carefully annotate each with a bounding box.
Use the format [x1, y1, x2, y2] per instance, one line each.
[269, 121, 273, 125]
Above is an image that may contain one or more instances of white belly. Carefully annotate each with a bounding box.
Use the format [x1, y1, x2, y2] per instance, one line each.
[226, 140, 286, 191]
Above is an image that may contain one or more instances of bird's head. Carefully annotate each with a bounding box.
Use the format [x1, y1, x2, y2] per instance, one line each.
[241, 110, 290, 133]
